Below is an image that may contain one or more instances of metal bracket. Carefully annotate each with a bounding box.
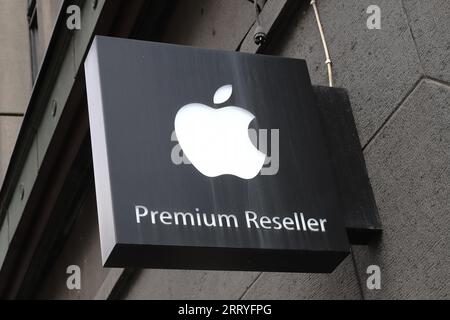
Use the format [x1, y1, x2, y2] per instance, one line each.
[314, 86, 382, 244]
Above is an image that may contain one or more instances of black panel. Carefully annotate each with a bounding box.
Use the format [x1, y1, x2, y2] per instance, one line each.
[85, 36, 350, 273]
[314, 86, 382, 244]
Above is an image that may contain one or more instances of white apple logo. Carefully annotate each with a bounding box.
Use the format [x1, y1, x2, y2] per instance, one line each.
[174, 85, 267, 180]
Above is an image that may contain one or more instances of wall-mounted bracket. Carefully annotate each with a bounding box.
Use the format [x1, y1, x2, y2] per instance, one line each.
[314, 86, 382, 245]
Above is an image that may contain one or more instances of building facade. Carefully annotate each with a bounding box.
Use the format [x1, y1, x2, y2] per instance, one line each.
[0, 0, 449, 299]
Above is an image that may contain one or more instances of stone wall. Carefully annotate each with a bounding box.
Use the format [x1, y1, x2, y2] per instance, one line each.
[0, 0, 31, 186]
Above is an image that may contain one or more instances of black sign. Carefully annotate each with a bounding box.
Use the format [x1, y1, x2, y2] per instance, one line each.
[85, 36, 349, 273]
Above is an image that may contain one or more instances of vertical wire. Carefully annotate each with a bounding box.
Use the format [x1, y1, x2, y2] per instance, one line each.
[310, 0, 334, 87]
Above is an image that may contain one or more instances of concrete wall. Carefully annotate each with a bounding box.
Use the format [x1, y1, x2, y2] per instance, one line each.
[265, 0, 450, 299]
[0, 0, 62, 187]
[34, 0, 449, 300]
[0, 0, 31, 186]
[0, 0, 63, 286]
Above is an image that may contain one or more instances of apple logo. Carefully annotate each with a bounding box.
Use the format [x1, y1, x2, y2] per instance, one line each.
[174, 85, 267, 180]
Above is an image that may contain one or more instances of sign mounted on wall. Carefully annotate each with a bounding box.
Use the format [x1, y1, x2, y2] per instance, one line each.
[85, 36, 350, 273]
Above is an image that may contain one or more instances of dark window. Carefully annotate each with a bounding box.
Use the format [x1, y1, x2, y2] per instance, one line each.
[27, 0, 39, 83]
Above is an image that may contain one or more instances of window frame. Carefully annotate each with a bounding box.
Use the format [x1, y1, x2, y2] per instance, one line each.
[27, 0, 39, 83]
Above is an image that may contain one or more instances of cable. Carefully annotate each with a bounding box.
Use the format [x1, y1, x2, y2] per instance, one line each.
[310, 0, 334, 87]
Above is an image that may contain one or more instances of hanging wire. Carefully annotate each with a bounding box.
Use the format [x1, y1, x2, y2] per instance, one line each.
[310, 0, 334, 87]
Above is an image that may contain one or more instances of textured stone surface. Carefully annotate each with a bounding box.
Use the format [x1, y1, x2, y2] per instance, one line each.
[353, 80, 450, 299]
[269, 0, 422, 145]
[242, 257, 362, 300]
[122, 270, 260, 300]
[403, 0, 450, 83]
[162, 0, 255, 50]
[0, 116, 22, 187]
[0, 0, 32, 113]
